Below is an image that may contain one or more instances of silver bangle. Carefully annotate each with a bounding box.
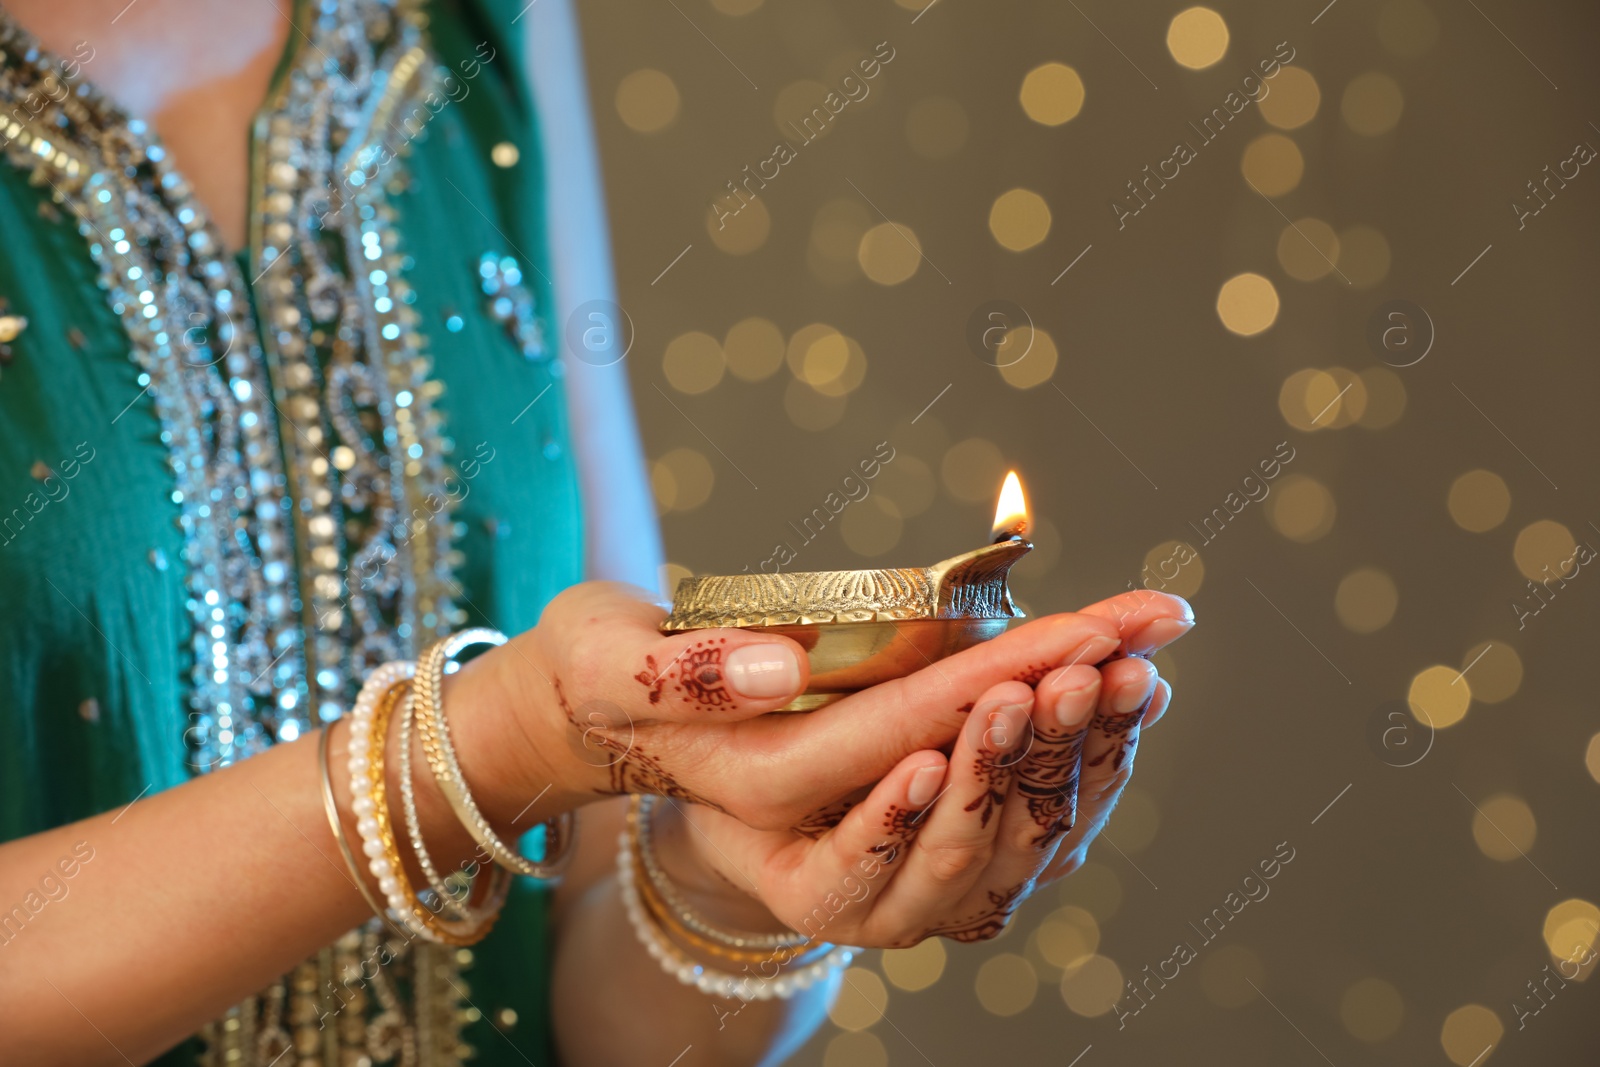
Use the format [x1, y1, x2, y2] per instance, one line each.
[412, 629, 574, 880]
[635, 795, 810, 951]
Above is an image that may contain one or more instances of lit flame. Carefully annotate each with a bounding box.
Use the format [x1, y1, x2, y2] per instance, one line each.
[991, 470, 1029, 542]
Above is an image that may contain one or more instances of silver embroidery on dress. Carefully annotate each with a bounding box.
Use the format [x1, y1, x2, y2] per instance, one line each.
[0, 0, 480, 1062]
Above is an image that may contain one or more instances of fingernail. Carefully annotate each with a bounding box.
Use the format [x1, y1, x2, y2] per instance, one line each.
[724, 644, 801, 698]
[907, 765, 944, 808]
[1113, 669, 1159, 715]
[976, 702, 1031, 751]
[1142, 679, 1172, 727]
[1128, 617, 1194, 656]
[1056, 687, 1098, 728]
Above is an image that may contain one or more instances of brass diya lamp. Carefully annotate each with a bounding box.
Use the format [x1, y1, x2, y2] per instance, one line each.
[662, 472, 1033, 711]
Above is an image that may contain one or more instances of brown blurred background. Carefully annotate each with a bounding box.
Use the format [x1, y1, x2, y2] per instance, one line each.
[575, 0, 1600, 1062]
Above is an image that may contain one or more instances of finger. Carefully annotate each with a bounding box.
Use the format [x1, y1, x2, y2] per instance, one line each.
[545, 581, 811, 722]
[1043, 658, 1157, 882]
[1141, 678, 1173, 728]
[762, 612, 1121, 800]
[866, 684, 1036, 933]
[993, 663, 1101, 862]
[1075, 590, 1195, 657]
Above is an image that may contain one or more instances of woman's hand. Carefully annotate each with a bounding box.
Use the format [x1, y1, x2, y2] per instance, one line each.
[444, 584, 1188, 844]
[656, 594, 1190, 948]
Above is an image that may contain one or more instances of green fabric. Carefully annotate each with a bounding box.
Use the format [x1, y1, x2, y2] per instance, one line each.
[0, 1, 579, 1062]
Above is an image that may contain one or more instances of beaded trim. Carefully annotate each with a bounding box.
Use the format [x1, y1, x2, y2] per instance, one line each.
[0, 1, 485, 1062]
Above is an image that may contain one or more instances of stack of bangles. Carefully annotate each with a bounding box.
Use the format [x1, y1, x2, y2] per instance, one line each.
[321, 628, 853, 997]
[619, 795, 856, 1001]
[317, 629, 573, 946]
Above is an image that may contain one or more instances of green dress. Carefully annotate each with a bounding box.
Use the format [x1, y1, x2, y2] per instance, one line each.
[0, 0, 579, 1062]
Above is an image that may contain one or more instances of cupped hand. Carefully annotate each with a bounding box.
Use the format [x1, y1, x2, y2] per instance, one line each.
[454, 583, 1187, 837]
[660, 592, 1189, 948]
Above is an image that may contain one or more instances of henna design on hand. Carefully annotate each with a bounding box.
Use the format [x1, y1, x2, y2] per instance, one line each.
[635, 638, 735, 713]
[919, 881, 1031, 944]
[792, 799, 854, 840]
[1085, 713, 1139, 773]
[1014, 721, 1091, 849]
[963, 740, 1026, 829]
[555, 677, 726, 811]
[867, 805, 926, 867]
[1012, 662, 1054, 686]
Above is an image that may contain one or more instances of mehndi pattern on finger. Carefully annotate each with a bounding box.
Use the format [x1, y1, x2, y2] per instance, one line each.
[635, 637, 736, 712]
[1015, 722, 1092, 849]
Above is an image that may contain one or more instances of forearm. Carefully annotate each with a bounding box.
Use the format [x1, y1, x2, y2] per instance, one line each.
[0, 660, 574, 1066]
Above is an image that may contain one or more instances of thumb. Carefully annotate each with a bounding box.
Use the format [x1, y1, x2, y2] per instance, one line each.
[551, 581, 811, 721]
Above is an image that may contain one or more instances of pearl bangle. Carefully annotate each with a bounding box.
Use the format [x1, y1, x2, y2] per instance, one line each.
[411, 629, 573, 880]
[346, 662, 504, 945]
[618, 806, 854, 1000]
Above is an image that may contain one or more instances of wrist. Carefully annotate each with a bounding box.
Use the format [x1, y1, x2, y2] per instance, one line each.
[433, 635, 594, 838]
[650, 801, 796, 937]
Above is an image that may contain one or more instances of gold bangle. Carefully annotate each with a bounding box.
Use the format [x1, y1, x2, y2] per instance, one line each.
[353, 673, 503, 945]
[630, 839, 813, 965]
[317, 722, 401, 936]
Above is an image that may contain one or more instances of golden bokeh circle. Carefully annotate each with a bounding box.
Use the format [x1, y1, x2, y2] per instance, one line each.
[723, 316, 785, 382]
[1338, 225, 1391, 287]
[1586, 733, 1600, 786]
[1058, 861, 1122, 920]
[1336, 567, 1398, 633]
[1543, 899, 1600, 965]
[1276, 218, 1341, 282]
[1033, 906, 1100, 970]
[615, 69, 680, 133]
[1241, 133, 1304, 197]
[1059, 954, 1123, 1017]
[1408, 664, 1471, 729]
[812, 337, 867, 398]
[1342, 71, 1405, 136]
[998, 325, 1058, 390]
[1441, 1004, 1502, 1066]
[1279, 368, 1337, 432]
[1166, 7, 1230, 70]
[989, 188, 1052, 252]
[1215, 272, 1280, 336]
[1512, 519, 1577, 582]
[906, 96, 969, 158]
[662, 331, 725, 395]
[1357, 366, 1407, 428]
[1259, 66, 1321, 129]
[1142, 540, 1204, 598]
[1266, 474, 1336, 542]
[1471, 793, 1536, 861]
[1459, 640, 1522, 703]
[827, 968, 889, 1031]
[975, 953, 1038, 1017]
[707, 196, 771, 255]
[1379, 0, 1441, 58]
[840, 496, 904, 557]
[1200, 945, 1265, 1009]
[783, 376, 847, 431]
[824, 1031, 887, 1067]
[652, 448, 714, 513]
[1448, 470, 1511, 532]
[941, 437, 1007, 504]
[1020, 62, 1086, 126]
[1341, 978, 1404, 1042]
[857, 222, 922, 285]
[787, 323, 842, 378]
[882, 938, 947, 992]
